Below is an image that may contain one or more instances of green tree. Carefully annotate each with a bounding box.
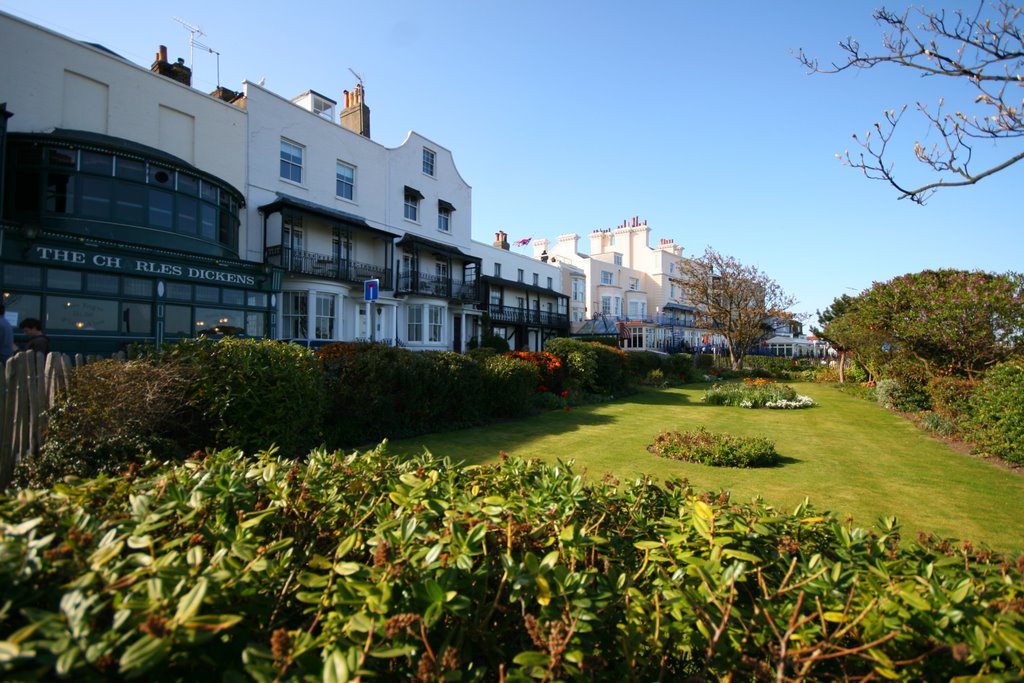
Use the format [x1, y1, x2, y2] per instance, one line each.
[797, 1, 1024, 204]
[854, 269, 1023, 379]
[813, 294, 858, 382]
[674, 247, 796, 371]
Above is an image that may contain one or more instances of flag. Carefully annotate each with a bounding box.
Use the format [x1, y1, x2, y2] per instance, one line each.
[513, 237, 532, 247]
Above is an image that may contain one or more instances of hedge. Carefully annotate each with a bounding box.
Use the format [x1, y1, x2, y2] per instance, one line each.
[1, 448, 1021, 681]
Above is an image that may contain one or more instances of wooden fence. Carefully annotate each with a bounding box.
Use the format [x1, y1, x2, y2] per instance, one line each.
[0, 351, 78, 489]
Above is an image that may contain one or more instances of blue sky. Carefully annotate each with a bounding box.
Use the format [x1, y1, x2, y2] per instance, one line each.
[2, 0, 1019, 323]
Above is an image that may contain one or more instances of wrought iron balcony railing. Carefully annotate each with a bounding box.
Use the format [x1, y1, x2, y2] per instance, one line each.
[265, 246, 392, 288]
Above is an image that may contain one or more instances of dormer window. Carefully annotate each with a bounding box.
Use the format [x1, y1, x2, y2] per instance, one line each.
[422, 148, 436, 176]
[312, 94, 335, 120]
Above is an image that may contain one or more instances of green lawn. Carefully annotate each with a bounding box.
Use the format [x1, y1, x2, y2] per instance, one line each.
[389, 383, 1024, 551]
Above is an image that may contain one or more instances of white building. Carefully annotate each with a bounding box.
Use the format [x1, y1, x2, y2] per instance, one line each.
[473, 231, 568, 351]
[533, 217, 715, 352]
[241, 78, 486, 351]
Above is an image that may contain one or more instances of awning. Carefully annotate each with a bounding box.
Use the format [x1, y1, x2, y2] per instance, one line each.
[397, 234, 480, 263]
[258, 193, 400, 239]
[663, 303, 697, 312]
[438, 199, 456, 212]
[404, 185, 425, 200]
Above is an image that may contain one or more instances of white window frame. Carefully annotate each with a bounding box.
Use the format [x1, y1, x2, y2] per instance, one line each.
[315, 293, 336, 340]
[601, 296, 611, 316]
[600, 270, 613, 286]
[407, 305, 423, 342]
[404, 193, 420, 222]
[613, 254, 623, 266]
[336, 161, 355, 200]
[422, 147, 436, 176]
[437, 206, 451, 232]
[428, 305, 443, 342]
[280, 139, 304, 184]
[283, 291, 308, 339]
[494, 263, 502, 278]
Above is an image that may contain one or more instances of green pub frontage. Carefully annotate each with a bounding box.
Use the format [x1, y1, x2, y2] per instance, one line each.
[1, 131, 280, 356]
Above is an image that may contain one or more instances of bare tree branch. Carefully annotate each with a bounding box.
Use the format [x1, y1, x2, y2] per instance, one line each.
[795, 1, 1023, 203]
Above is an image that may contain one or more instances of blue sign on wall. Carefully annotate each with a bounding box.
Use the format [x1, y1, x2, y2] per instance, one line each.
[364, 279, 379, 301]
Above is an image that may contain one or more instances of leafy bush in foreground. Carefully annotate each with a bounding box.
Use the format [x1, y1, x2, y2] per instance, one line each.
[648, 427, 780, 467]
[1, 448, 1021, 681]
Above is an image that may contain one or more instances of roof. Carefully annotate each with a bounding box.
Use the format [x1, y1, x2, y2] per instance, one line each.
[397, 234, 480, 262]
[259, 193, 400, 239]
[10, 129, 245, 204]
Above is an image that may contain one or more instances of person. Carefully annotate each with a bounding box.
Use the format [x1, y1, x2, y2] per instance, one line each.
[0, 304, 14, 365]
[18, 318, 50, 355]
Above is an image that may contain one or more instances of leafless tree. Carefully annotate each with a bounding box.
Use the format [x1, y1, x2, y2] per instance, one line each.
[674, 248, 797, 370]
[796, 1, 1023, 204]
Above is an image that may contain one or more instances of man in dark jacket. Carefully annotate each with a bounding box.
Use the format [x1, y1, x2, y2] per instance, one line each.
[18, 318, 50, 355]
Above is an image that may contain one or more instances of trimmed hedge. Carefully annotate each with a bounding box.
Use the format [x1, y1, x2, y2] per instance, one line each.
[1, 448, 1021, 681]
[160, 337, 325, 456]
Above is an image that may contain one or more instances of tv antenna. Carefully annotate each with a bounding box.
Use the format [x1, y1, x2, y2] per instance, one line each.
[348, 67, 365, 87]
[173, 17, 222, 87]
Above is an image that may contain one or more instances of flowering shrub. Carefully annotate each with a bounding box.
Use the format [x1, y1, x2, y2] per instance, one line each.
[544, 338, 629, 395]
[505, 351, 564, 391]
[648, 427, 779, 467]
[702, 382, 816, 409]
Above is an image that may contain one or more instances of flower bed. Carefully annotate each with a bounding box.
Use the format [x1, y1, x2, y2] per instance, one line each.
[648, 427, 780, 467]
[702, 379, 816, 409]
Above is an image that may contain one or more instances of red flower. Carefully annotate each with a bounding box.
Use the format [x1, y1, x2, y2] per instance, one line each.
[565, 406, 570, 411]
[560, 391, 568, 397]
[537, 385, 548, 393]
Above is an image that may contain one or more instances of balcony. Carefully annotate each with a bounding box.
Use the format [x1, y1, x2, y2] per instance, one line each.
[488, 304, 569, 329]
[265, 246, 392, 288]
[396, 270, 481, 303]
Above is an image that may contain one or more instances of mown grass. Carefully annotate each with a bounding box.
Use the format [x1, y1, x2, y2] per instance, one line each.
[389, 383, 1024, 551]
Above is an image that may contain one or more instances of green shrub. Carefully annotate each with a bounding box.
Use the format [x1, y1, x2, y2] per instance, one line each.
[968, 361, 1024, 465]
[845, 361, 869, 384]
[1, 449, 1022, 681]
[423, 351, 488, 427]
[876, 378, 932, 412]
[465, 346, 498, 363]
[693, 353, 716, 371]
[479, 333, 510, 353]
[663, 353, 696, 382]
[319, 343, 427, 445]
[161, 337, 325, 455]
[813, 365, 840, 382]
[16, 360, 195, 487]
[625, 351, 665, 382]
[482, 354, 540, 418]
[545, 338, 599, 391]
[648, 427, 780, 467]
[926, 376, 979, 418]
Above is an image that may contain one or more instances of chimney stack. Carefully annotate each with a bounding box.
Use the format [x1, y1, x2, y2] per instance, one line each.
[151, 45, 192, 86]
[494, 231, 509, 250]
[340, 83, 370, 138]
